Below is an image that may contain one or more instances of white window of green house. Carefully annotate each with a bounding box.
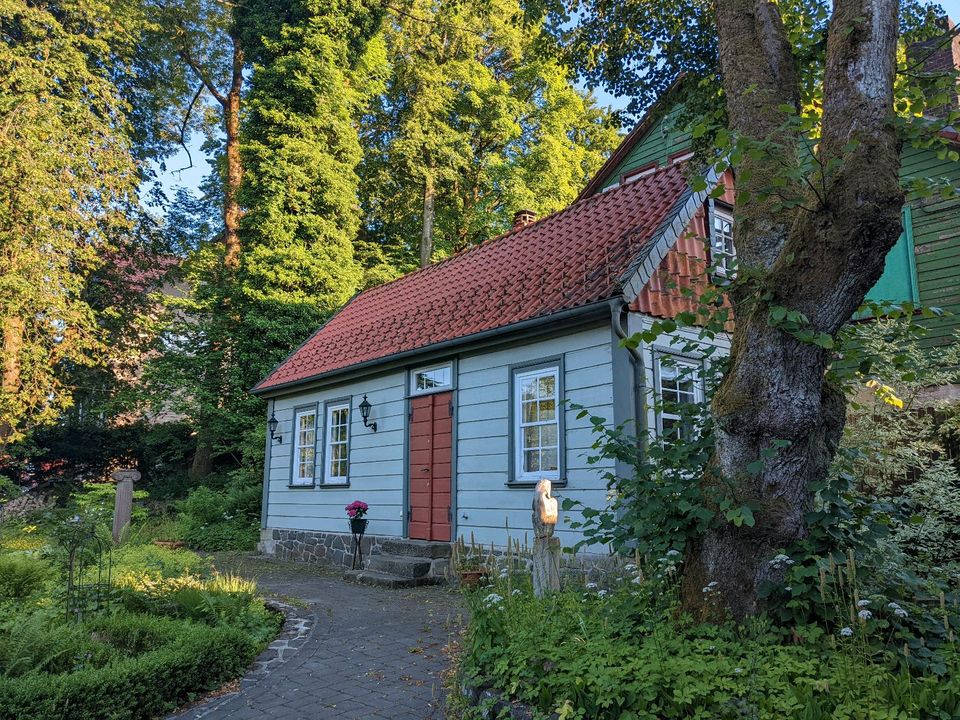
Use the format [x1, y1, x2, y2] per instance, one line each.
[655, 355, 703, 441]
[324, 403, 350, 484]
[711, 205, 736, 276]
[513, 365, 562, 484]
[291, 408, 317, 485]
[411, 363, 453, 395]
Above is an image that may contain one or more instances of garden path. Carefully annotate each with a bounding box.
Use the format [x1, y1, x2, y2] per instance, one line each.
[170, 554, 466, 720]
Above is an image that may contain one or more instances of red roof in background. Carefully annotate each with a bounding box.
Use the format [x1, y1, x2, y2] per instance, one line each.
[254, 163, 692, 392]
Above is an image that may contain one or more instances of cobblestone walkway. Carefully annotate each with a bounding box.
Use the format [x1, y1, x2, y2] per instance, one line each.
[171, 555, 466, 720]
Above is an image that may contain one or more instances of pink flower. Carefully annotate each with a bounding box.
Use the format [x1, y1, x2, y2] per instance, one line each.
[345, 500, 369, 519]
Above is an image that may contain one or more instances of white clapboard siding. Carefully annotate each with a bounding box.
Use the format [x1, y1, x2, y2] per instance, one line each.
[265, 370, 406, 536]
[454, 325, 615, 550]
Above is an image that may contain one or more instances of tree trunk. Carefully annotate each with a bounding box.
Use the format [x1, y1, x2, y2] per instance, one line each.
[0, 315, 23, 443]
[421, 173, 435, 268]
[189, 433, 214, 481]
[681, 0, 904, 620]
[223, 35, 244, 271]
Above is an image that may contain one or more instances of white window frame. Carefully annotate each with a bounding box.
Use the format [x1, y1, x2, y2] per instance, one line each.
[291, 408, 317, 486]
[513, 365, 562, 484]
[410, 362, 453, 396]
[323, 402, 350, 485]
[654, 354, 704, 440]
[711, 205, 736, 277]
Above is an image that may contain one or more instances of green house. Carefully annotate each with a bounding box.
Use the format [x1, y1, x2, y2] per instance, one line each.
[580, 94, 960, 350]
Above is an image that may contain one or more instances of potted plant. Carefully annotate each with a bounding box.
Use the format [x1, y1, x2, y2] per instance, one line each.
[456, 553, 486, 587]
[345, 500, 369, 535]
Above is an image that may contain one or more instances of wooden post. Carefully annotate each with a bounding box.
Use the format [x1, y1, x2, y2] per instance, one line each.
[111, 469, 139, 544]
[531, 479, 560, 597]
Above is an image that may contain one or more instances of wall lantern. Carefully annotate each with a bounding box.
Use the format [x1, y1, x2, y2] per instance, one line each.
[358, 395, 377, 432]
[267, 412, 282, 444]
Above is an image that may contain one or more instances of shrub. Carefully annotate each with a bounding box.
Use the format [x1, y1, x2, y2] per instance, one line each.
[0, 554, 51, 602]
[0, 623, 258, 720]
[112, 544, 212, 585]
[0, 611, 118, 678]
[178, 483, 259, 551]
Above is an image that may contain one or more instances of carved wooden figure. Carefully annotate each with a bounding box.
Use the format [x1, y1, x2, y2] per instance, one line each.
[531, 478, 561, 597]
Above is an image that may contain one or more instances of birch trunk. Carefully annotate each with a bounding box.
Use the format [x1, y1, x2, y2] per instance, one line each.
[421, 173, 435, 268]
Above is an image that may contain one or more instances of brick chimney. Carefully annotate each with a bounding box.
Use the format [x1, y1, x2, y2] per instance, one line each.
[907, 17, 960, 121]
[512, 209, 537, 229]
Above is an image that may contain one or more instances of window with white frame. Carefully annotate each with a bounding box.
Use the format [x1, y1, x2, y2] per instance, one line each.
[513, 365, 561, 483]
[411, 363, 453, 395]
[711, 206, 736, 275]
[324, 403, 350, 484]
[655, 355, 703, 441]
[292, 408, 317, 485]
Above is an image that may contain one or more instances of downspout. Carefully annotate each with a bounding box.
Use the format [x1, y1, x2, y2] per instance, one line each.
[609, 298, 649, 452]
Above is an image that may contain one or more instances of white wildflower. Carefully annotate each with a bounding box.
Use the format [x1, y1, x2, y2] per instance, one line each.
[840, 627, 854, 637]
[858, 609, 873, 620]
[702, 581, 719, 594]
[597, 590, 608, 598]
[586, 582, 598, 590]
[769, 554, 794, 567]
[666, 549, 681, 557]
[624, 563, 637, 572]
[894, 607, 908, 618]
[631, 576, 643, 585]
[734, 668, 743, 674]
[857, 599, 871, 608]
[483, 593, 504, 608]
[784, 586, 792, 592]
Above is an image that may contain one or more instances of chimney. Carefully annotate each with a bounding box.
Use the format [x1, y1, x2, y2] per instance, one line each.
[512, 209, 537, 229]
[907, 17, 960, 121]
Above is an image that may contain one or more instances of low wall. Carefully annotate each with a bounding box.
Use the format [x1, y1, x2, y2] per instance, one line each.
[258, 528, 385, 571]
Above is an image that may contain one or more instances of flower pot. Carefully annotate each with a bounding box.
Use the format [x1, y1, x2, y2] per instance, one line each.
[459, 569, 485, 588]
[349, 518, 368, 535]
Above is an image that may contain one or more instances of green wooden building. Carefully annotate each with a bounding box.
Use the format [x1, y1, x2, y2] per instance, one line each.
[580, 94, 960, 351]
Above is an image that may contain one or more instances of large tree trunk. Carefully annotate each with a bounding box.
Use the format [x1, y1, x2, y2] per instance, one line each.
[681, 0, 904, 620]
[222, 34, 244, 271]
[421, 172, 435, 267]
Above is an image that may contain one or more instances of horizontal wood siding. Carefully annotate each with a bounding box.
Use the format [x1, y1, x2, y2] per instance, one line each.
[600, 106, 691, 190]
[455, 325, 614, 549]
[901, 145, 960, 348]
[266, 371, 407, 536]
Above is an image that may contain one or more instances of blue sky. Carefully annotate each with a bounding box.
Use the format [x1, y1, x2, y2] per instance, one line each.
[152, 2, 960, 201]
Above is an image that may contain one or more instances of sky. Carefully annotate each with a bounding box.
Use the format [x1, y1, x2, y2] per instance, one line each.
[151, 2, 960, 202]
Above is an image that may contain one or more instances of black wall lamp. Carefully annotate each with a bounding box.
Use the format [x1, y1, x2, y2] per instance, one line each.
[358, 394, 377, 432]
[267, 411, 282, 444]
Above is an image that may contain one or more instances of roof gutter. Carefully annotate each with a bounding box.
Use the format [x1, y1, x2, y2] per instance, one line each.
[252, 299, 612, 398]
[609, 298, 648, 452]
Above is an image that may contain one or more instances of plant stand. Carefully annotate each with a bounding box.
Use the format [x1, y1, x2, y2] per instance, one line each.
[349, 518, 368, 570]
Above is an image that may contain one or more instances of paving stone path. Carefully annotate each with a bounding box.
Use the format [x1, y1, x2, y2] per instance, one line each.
[171, 555, 466, 720]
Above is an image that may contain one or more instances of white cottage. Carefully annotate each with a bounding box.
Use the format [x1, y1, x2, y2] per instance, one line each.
[252, 149, 733, 585]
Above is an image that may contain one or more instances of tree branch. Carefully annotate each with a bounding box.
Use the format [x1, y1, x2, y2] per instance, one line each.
[173, 82, 205, 173]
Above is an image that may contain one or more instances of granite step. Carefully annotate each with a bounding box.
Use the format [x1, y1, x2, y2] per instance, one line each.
[342, 569, 432, 589]
[367, 554, 432, 578]
[378, 539, 452, 559]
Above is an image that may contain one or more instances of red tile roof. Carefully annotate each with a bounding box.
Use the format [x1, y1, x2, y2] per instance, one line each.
[254, 163, 692, 392]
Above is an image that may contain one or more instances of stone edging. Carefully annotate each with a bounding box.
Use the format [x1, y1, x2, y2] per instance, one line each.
[459, 681, 556, 720]
[171, 597, 315, 719]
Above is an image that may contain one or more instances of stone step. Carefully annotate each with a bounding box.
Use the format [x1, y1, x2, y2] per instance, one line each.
[367, 554, 432, 578]
[343, 569, 431, 589]
[378, 538, 452, 559]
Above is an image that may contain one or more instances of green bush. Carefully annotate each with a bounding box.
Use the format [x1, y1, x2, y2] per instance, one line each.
[179, 483, 259, 551]
[0, 611, 118, 678]
[460, 582, 960, 720]
[112, 543, 212, 583]
[0, 622, 257, 720]
[0, 554, 51, 602]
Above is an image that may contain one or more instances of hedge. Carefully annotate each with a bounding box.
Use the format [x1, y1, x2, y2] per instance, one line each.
[0, 623, 258, 720]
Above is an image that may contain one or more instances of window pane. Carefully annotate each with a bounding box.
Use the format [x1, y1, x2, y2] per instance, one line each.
[537, 399, 555, 420]
[522, 400, 538, 423]
[538, 375, 555, 398]
[523, 426, 539, 450]
[540, 448, 558, 471]
[541, 424, 557, 446]
[521, 378, 537, 401]
[524, 450, 540, 472]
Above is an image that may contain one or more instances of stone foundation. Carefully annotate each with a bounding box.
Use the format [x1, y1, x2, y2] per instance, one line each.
[259, 528, 386, 571]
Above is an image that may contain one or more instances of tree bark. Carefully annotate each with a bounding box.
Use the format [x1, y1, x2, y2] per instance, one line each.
[421, 172, 435, 268]
[222, 33, 244, 271]
[0, 315, 23, 443]
[681, 0, 904, 620]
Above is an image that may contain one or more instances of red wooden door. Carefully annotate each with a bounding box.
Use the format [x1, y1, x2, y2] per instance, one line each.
[408, 391, 452, 541]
